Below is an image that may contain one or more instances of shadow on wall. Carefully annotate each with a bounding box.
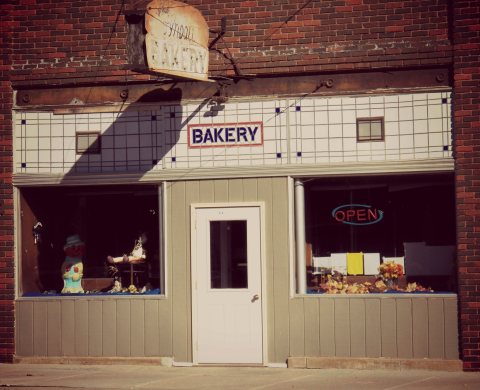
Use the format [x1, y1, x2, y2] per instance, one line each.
[66, 86, 185, 175]
[20, 86, 210, 293]
[21, 84, 225, 294]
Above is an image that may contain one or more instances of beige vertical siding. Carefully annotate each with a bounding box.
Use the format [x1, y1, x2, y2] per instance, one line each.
[15, 178, 458, 363]
[16, 298, 172, 358]
[288, 295, 459, 360]
[167, 177, 291, 363]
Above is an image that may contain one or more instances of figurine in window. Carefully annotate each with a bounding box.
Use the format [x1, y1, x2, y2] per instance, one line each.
[61, 234, 85, 294]
[107, 233, 147, 264]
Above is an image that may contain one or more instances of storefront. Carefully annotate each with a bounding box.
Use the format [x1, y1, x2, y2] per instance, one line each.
[4, 0, 480, 371]
[13, 86, 459, 367]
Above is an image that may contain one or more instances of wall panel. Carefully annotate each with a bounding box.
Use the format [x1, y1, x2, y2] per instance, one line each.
[15, 178, 458, 365]
[288, 296, 458, 362]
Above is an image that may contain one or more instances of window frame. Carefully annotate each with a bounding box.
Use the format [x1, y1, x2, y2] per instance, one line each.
[76, 131, 101, 154]
[16, 183, 166, 298]
[356, 117, 385, 142]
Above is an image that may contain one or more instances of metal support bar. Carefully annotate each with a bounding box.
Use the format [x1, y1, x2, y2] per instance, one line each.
[295, 179, 307, 294]
[209, 16, 227, 50]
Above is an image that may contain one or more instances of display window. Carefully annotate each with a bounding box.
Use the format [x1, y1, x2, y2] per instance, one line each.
[303, 173, 456, 294]
[19, 184, 162, 296]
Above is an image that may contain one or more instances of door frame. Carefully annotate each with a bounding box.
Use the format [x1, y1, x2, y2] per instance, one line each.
[190, 202, 267, 365]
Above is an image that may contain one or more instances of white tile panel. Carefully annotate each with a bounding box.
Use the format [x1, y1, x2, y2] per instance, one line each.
[414, 105, 428, 120]
[328, 110, 342, 124]
[25, 138, 39, 150]
[372, 142, 386, 151]
[429, 118, 443, 132]
[385, 107, 399, 121]
[400, 135, 414, 149]
[356, 109, 370, 118]
[115, 149, 127, 161]
[343, 138, 357, 152]
[51, 150, 64, 162]
[385, 122, 399, 136]
[63, 150, 76, 163]
[38, 138, 51, 150]
[385, 136, 400, 150]
[429, 132, 444, 147]
[38, 150, 50, 163]
[399, 121, 414, 135]
[14, 92, 453, 174]
[370, 108, 384, 117]
[355, 96, 370, 105]
[415, 133, 429, 148]
[414, 119, 428, 133]
[329, 138, 343, 152]
[399, 106, 413, 121]
[428, 104, 443, 119]
[302, 139, 315, 152]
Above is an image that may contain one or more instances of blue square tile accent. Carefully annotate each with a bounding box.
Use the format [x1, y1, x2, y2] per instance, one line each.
[170, 112, 175, 118]
[297, 151, 302, 157]
[276, 152, 282, 158]
[443, 145, 449, 151]
[21, 119, 26, 125]
[152, 159, 157, 165]
[275, 107, 280, 114]
[296, 106, 301, 111]
[442, 98, 448, 104]
[171, 157, 176, 162]
[21, 162, 26, 168]
[151, 115, 157, 121]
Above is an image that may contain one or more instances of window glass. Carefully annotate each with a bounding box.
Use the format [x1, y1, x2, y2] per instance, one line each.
[19, 185, 162, 296]
[210, 220, 248, 289]
[357, 122, 371, 140]
[76, 132, 101, 154]
[303, 174, 456, 294]
[357, 118, 384, 141]
[370, 121, 383, 138]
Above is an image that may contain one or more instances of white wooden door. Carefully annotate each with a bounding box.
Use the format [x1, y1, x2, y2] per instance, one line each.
[193, 206, 263, 364]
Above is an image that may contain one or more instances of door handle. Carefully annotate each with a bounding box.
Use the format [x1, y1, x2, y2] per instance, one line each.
[251, 294, 260, 303]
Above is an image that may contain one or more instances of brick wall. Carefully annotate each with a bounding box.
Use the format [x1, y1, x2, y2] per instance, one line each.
[0, 1, 15, 364]
[9, 0, 452, 86]
[453, 0, 480, 372]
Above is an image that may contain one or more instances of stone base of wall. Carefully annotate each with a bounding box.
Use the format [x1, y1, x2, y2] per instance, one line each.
[13, 356, 173, 367]
[288, 357, 463, 371]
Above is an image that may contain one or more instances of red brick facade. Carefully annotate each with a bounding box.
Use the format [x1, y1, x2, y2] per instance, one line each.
[0, 0, 479, 369]
[8, 0, 452, 86]
[453, 0, 480, 372]
[0, 1, 15, 364]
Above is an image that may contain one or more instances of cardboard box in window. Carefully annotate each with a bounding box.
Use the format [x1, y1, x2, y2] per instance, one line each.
[404, 242, 455, 276]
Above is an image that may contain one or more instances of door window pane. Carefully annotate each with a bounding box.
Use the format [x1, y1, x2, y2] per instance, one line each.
[210, 220, 248, 289]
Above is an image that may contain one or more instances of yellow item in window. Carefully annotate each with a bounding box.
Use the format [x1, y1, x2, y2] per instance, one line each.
[347, 252, 364, 275]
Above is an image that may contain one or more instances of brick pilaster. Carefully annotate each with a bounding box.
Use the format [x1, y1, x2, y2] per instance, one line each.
[453, 0, 480, 372]
[0, 0, 15, 364]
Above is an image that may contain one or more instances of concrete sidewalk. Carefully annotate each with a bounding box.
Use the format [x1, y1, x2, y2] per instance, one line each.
[1, 363, 480, 390]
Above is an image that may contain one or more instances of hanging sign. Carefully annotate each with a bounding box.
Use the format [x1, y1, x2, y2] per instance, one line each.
[188, 122, 264, 148]
[332, 204, 384, 226]
[144, 0, 209, 81]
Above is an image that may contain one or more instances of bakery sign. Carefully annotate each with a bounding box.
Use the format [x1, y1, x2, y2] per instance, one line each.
[188, 122, 264, 148]
[143, 0, 209, 81]
[332, 204, 384, 226]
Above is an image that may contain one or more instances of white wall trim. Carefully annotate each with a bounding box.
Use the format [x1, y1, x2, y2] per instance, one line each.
[288, 177, 296, 299]
[12, 158, 454, 187]
[160, 182, 168, 297]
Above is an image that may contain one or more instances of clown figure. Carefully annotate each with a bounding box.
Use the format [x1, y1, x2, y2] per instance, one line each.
[61, 234, 85, 294]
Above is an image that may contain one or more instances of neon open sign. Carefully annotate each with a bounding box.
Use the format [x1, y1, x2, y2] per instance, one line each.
[332, 204, 384, 226]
